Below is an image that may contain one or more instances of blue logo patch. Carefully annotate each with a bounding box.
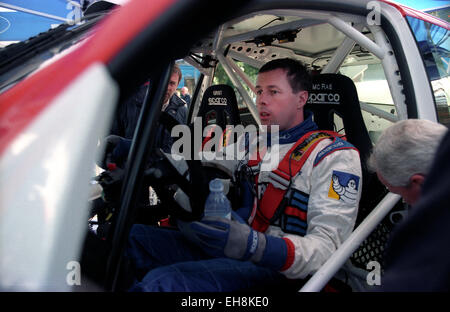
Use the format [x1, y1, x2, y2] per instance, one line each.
[328, 170, 360, 204]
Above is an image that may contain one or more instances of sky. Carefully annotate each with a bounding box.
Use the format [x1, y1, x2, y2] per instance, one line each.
[391, 0, 450, 10]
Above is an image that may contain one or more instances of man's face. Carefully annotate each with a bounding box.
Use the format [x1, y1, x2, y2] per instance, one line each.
[164, 72, 180, 104]
[376, 172, 421, 205]
[255, 68, 308, 131]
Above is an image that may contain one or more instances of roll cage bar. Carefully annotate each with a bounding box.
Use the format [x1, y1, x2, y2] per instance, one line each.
[186, 7, 408, 126]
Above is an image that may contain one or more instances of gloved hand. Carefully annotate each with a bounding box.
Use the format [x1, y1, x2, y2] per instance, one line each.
[98, 135, 132, 169]
[179, 213, 289, 270]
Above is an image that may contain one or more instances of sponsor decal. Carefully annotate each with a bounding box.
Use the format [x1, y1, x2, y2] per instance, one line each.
[208, 97, 228, 105]
[291, 132, 330, 161]
[308, 92, 340, 105]
[328, 170, 360, 204]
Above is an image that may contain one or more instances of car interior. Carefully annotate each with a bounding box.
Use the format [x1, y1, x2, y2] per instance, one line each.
[71, 1, 417, 292]
[2, 0, 446, 292]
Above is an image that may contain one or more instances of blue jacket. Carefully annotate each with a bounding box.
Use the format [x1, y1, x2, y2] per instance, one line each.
[156, 94, 188, 153]
[109, 84, 188, 166]
[111, 83, 188, 142]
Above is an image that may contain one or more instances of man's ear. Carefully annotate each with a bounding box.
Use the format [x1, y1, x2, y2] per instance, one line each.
[298, 90, 309, 110]
[410, 174, 425, 188]
[408, 174, 425, 204]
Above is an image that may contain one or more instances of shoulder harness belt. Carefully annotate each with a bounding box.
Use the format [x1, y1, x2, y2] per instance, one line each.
[247, 130, 356, 233]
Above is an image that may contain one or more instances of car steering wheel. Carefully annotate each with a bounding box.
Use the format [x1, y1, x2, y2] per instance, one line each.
[147, 111, 230, 221]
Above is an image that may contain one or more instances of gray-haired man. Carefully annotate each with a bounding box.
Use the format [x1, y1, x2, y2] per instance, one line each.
[368, 119, 447, 205]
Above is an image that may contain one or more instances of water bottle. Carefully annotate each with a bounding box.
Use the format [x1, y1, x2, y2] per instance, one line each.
[203, 178, 231, 220]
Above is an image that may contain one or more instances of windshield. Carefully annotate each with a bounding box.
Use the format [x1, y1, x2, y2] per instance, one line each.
[0, 14, 103, 92]
[406, 15, 450, 127]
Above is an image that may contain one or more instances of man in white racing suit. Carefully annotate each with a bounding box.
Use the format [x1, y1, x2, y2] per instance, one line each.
[125, 58, 361, 291]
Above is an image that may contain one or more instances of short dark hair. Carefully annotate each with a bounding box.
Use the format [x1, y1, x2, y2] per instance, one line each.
[172, 63, 182, 84]
[259, 58, 311, 93]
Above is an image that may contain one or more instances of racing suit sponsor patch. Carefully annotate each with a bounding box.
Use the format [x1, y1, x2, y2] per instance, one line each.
[328, 170, 360, 204]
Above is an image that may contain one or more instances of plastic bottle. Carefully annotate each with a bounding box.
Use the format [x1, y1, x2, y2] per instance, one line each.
[203, 178, 231, 220]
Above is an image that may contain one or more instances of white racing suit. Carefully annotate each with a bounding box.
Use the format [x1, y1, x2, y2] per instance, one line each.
[127, 117, 363, 291]
[213, 130, 362, 279]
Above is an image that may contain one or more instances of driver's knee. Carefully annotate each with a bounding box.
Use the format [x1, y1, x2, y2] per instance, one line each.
[126, 224, 159, 259]
[128, 224, 178, 251]
[126, 224, 184, 271]
[129, 268, 185, 292]
[126, 224, 157, 272]
[128, 264, 212, 292]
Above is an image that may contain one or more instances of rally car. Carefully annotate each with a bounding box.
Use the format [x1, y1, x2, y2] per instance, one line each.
[0, 0, 448, 291]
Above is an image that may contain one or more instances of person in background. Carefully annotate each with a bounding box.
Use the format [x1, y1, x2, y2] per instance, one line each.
[368, 119, 447, 206]
[104, 63, 188, 168]
[110, 64, 187, 143]
[368, 119, 449, 291]
[180, 86, 191, 108]
[94, 64, 187, 228]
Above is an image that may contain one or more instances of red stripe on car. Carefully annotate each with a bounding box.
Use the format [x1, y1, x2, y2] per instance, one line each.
[0, 0, 175, 156]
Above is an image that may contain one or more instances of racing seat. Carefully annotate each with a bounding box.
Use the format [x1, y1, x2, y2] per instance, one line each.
[196, 84, 242, 153]
[305, 73, 386, 220]
[197, 84, 241, 131]
[306, 73, 372, 170]
[305, 73, 391, 276]
[185, 84, 243, 215]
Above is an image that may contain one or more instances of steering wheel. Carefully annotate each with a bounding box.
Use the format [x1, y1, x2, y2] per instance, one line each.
[145, 111, 216, 221]
[97, 103, 239, 292]
[95, 109, 241, 225]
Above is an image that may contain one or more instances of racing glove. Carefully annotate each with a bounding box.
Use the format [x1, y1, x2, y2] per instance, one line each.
[181, 212, 289, 271]
[98, 135, 132, 169]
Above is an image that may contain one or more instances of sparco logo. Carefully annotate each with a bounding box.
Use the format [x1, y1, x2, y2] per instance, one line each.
[308, 93, 340, 104]
[208, 97, 228, 105]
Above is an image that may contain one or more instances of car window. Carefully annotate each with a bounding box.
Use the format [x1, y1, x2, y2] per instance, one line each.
[340, 61, 396, 143]
[177, 59, 201, 102]
[406, 16, 450, 127]
[213, 61, 258, 126]
[213, 62, 258, 108]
